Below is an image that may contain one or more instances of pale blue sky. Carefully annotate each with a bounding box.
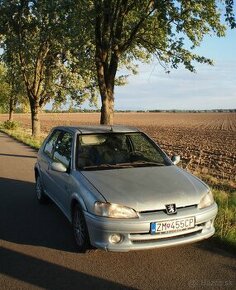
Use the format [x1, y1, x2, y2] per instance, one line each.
[113, 28, 236, 110]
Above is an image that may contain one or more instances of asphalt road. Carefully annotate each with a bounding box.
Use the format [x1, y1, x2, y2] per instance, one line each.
[0, 131, 235, 290]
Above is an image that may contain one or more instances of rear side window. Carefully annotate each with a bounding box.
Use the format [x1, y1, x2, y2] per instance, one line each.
[53, 132, 73, 168]
[44, 130, 60, 158]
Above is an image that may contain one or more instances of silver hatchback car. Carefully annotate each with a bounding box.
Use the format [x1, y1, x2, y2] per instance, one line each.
[35, 125, 218, 252]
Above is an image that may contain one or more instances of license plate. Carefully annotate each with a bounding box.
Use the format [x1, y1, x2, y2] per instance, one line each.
[150, 217, 195, 234]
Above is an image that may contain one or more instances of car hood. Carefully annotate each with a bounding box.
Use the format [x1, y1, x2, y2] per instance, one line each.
[81, 166, 208, 212]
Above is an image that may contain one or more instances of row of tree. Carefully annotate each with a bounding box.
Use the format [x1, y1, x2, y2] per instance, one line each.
[0, 0, 235, 137]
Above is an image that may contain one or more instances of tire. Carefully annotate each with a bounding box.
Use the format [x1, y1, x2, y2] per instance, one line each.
[72, 204, 91, 252]
[35, 175, 48, 204]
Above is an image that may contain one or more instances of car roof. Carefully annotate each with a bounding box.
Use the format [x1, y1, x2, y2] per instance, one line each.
[53, 125, 140, 134]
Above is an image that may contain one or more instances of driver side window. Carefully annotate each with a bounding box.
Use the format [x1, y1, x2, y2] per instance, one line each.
[44, 130, 60, 158]
[53, 132, 73, 168]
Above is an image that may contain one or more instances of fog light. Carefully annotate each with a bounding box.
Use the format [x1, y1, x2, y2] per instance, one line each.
[109, 234, 122, 244]
[205, 221, 212, 229]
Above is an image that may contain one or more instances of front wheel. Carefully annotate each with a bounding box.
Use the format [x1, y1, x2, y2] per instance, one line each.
[35, 176, 48, 204]
[72, 204, 91, 252]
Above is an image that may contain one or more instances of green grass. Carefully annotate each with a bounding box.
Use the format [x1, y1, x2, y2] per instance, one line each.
[213, 189, 236, 249]
[0, 121, 235, 251]
[197, 174, 236, 193]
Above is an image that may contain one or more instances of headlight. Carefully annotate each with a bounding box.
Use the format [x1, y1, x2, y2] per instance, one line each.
[94, 202, 138, 218]
[198, 191, 214, 209]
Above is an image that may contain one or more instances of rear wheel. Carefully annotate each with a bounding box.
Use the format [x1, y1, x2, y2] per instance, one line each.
[72, 204, 91, 252]
[35, 175, 48, 204]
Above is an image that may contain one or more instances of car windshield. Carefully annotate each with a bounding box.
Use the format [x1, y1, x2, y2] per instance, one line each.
[76, 132, 171, 170]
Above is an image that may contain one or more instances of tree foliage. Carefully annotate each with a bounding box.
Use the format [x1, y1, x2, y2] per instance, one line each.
[0, 60, 26, 117]
[0, 62, 10, 113]
[68, 0, 235, 124]
[0, 0, 97, 136]
[0, 0, 235, 130]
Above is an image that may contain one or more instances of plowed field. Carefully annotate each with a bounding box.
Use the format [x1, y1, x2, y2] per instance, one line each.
[1, 112, 235, 182]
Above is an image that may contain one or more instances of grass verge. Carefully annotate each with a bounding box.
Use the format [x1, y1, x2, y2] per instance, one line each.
[0, 122, 235, 252]
[212, 188, 236, 251]
[0, 122, 45, 149]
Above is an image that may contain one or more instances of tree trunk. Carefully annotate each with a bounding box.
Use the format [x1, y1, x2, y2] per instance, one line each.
[9, 109, 13, 121]
[96, 53, 117, 125]
[30, 102, 41, 138]
[8, 95, 15, 121]
[100, 93, 114, 125]
[94, 4, 120, 125]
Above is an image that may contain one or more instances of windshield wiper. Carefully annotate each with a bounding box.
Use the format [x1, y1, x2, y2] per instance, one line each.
[80, 161, 165, 171]
[131, 161, 165, 167]
[81, 163, 133, 170]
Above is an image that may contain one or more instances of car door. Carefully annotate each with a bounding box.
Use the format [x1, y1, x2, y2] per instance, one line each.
[48, 131, 74, 215]
[39, 129, 61, 196]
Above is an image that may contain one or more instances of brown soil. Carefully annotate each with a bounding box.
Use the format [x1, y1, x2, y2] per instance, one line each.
[1, 112, 235, 182]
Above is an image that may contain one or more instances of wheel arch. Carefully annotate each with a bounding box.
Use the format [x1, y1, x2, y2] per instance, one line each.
[70, 194, 87, 222]
[34, 164, 40, 181]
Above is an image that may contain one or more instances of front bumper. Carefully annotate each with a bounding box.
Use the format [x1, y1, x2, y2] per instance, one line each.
[84, 202, 218, 252]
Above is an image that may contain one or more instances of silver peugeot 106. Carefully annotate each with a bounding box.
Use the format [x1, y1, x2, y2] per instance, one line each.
[34, 125, 218, 252]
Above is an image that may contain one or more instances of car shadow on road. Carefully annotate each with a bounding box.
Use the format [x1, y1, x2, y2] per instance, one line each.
[195, 239, 236, 259]
[0, 247, 135, 290]
[0, 177, 78, 252]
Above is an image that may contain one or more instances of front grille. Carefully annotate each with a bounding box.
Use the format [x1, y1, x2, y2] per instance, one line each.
[140, 204, 197, 215]
[131, 230, 202, 244]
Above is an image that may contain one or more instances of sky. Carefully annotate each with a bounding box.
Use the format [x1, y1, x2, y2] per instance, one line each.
[113, 28, 236, 111]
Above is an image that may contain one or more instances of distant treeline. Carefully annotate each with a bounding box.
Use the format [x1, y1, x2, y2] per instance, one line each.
[43, 109, 236, 113]
[1, 108, 235, 114]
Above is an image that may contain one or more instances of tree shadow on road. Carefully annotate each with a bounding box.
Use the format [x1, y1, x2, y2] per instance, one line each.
[0, 153, 36, 159]
[0, 247, 135, 290]
[0, 177, 77, 252]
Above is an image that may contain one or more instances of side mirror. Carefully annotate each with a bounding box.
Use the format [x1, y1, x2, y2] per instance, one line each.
[171, 155, 181, 165]
[51, 162, 67, 173]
